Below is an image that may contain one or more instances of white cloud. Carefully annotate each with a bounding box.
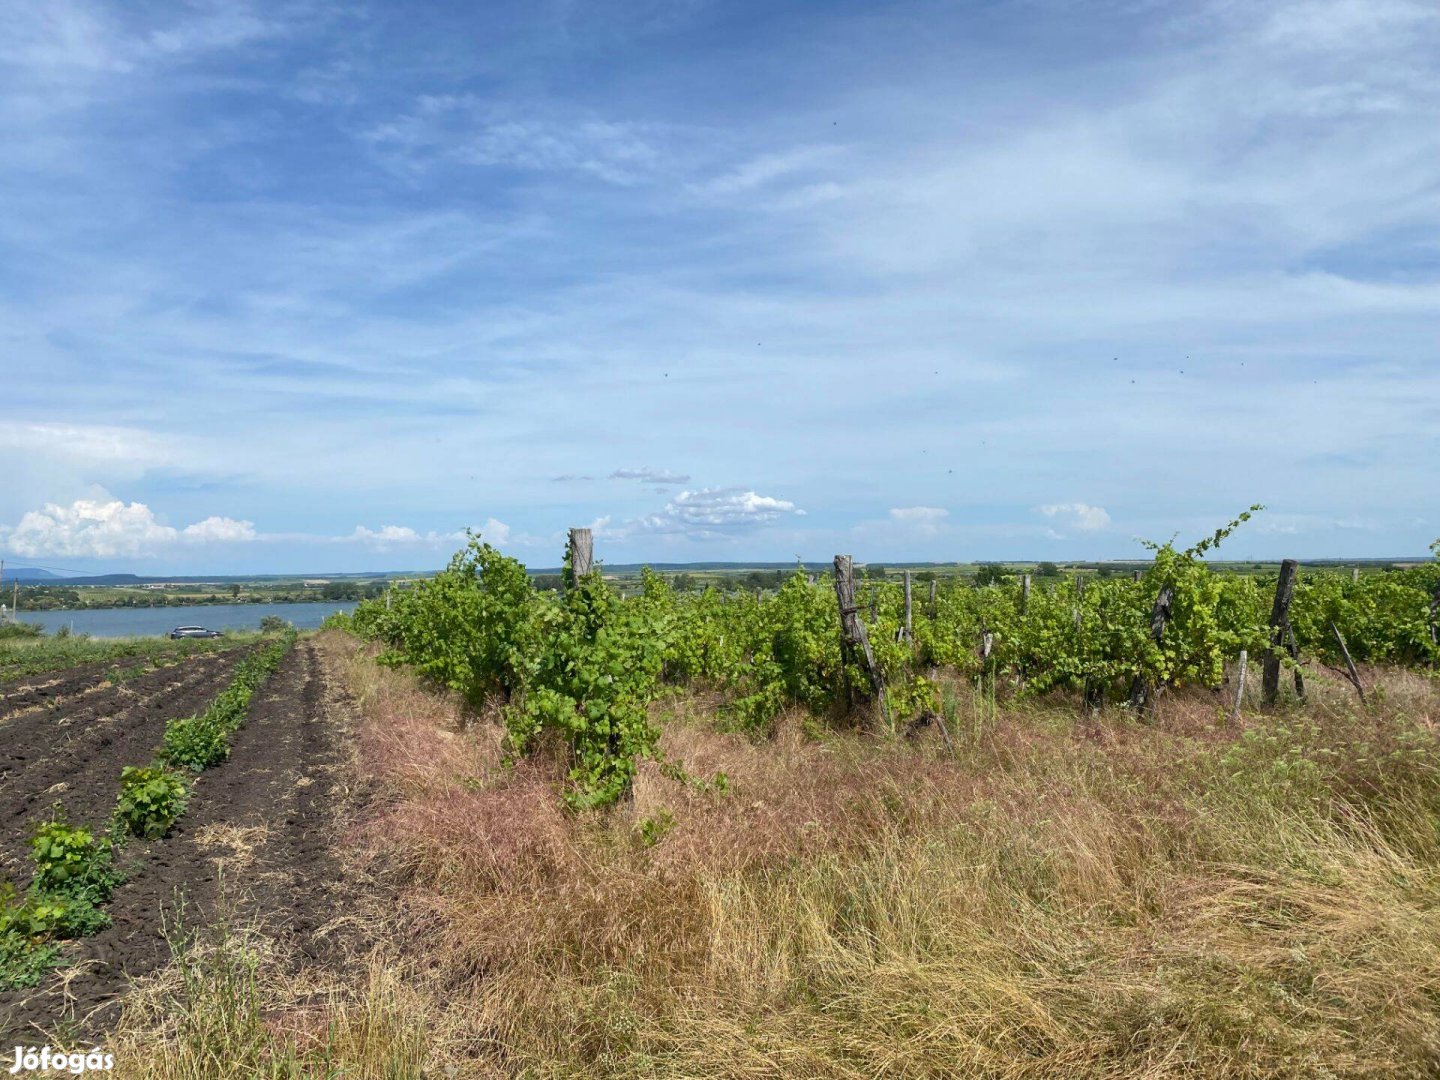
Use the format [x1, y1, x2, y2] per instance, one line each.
[1, 498, 178, 558]
[602, 488, 803, 540]
[0, 422, 181, 468]
[347, 521, 514, 550]
[476, 518, 511, 545]
[181, 516, 257, 542]
[1037, 503, 1112, 532]
[890, 506, 948, 523]
[365, 97, 667, 185]
[350, 524, 423, 546]
[0, 499, 268, 558]
[610, 467, 691, 484]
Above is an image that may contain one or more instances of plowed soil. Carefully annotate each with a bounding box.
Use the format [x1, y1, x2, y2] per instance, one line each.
[0, 638, 357, 1043]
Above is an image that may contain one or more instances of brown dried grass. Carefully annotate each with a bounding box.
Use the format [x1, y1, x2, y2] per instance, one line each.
[111, 633, 1440, 1079]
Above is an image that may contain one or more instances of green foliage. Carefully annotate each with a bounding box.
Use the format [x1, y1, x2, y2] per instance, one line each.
[259, 614, 290, 633]
[0, 632, 242, 683]
[506, 567, 670, 809]
[634, 809, 676, 847]
[356, 536, 540, 706]
[29, 815, 120, 901]
[0, 620, 44, 640]
[0, 814, 124, 989]
[161, 714, 232, 771]
[160, 633, 293, 771]
[115, 764, 191, 839]
[346, 510, 1440, 809]
[972, 564, 1010, 587]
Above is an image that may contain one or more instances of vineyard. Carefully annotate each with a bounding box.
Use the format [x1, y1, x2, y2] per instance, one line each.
[4, 518, 1438, 1075]
[345, 513, 1440, 808]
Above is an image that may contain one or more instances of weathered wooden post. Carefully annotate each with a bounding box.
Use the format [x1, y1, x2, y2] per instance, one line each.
[1021, 574, 1031, 614]
[1262, 559, 1299, 707]
[1128, 582, 1175, 714]
[1132, 569, 1142, 582]
[928, 578, 938, 617]
[903, 571, 913, 640]
[1329, 620, 1366, 703]
[1228, 649, 1248, 724]
[1351, 567, 1360, 584]
[833, 555, 891, 730]
[568, 527, 594, 581]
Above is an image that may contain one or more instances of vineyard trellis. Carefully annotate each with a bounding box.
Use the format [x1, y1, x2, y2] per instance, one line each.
[346, 514, 1440, 808]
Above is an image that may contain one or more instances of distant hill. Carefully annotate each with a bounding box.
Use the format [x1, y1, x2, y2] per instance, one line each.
[1, 567, 59, 582]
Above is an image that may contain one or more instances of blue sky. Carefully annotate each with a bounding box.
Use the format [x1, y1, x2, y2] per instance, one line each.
[1, 0, 1437, 574]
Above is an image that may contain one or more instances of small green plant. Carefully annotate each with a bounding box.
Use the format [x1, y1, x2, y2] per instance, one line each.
[115, 764, 191, 840]
[634, 809, 676, 847]
[30, 815, 120, 900]
[0, 904, 61, 990]
[161, 715, 230, 771]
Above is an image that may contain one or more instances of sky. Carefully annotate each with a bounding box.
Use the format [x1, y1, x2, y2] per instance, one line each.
[1, 0, 1437, 575]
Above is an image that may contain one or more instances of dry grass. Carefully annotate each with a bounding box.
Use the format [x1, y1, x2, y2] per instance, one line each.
[113, 633, 1440, 1078]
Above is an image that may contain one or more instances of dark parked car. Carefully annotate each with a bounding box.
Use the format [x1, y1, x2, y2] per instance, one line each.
[170, 625, 223, 639]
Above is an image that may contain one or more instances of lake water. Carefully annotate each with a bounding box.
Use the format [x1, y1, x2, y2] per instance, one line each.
[11, 601, 361, 639]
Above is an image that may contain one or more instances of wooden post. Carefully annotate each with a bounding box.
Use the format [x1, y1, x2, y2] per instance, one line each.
[1262, 559, 1299, 707]
[833, 555, 891, 730]
[1021, 574, 1031, 614]
[1132, 569, 1142, 582]
[1329, 620, 1366, 703]
[903, 571, 913, 640]
[1128, 583, 1175, 714]
[1229, 649, 1248, 724]
[928, 578, 937, 617]
[1351, 567, 1360, 584]
[568, 527, 594, 581]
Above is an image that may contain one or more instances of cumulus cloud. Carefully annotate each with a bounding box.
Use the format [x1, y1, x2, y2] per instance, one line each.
[476, 517, 511, 545]
[629, 487, 803, 538]
[182, 516, 257, 542]
[610, 467, 691, 485]
[0, 499, 267, 558]
[0, 498, 178, 558]
[350, 524, 423, 545]
[1036, 503, 1112, 532]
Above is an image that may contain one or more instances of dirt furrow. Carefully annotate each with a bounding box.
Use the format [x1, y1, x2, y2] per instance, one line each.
[0, 648, 258, 880]
[0, 639, 355, 1044]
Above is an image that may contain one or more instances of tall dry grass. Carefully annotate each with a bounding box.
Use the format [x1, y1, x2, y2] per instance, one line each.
[116, 633, 1440, 1078]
